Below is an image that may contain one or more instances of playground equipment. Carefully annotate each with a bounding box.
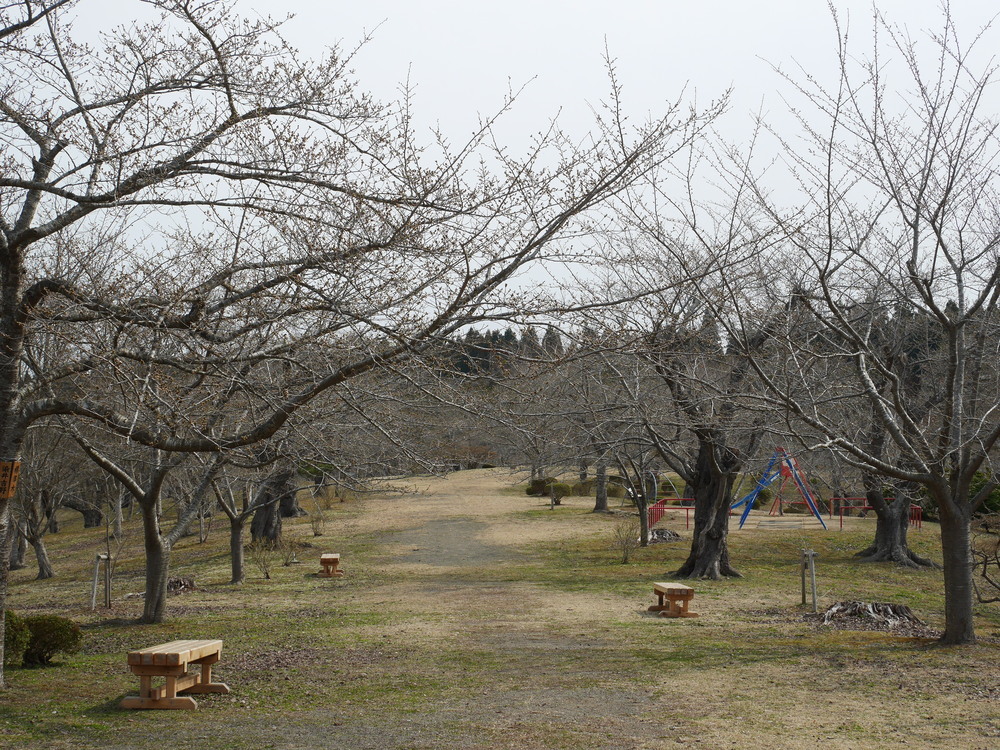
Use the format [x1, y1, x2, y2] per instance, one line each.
[731, 448, 828, 530]
[828, 496, 923, 530]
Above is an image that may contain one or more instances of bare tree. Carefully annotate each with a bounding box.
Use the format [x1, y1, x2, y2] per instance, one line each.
[712, 9, 1000, 644]
[0, 0, 721, 682]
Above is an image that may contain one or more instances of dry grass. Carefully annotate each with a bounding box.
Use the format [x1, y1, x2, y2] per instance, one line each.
[2, 468, 998, 749]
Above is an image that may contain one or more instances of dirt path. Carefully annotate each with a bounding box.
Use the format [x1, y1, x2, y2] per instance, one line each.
[277, 468, 991, 750]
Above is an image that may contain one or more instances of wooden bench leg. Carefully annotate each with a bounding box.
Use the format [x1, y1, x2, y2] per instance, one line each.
[659, 596, 699, 618]
[319, 563, 344, 578]
[121, 655, 229, 709]
[121, 696, 198, 710]
[648, 591, 669, 612]
[184, 657, 230, 695]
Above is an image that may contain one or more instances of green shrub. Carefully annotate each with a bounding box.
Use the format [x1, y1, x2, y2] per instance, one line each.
[755, 486, 772, 509]
[571, 480, 594, 496]
[971, 472, 1000, 514]
[606, 484, 625, 499]
[526, 477, 556, 496]
[3, 610, 30, 668]
[549, 482, 572, 505]
[22, 615, 82, 666]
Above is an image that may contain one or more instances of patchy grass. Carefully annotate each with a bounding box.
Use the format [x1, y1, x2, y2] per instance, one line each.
[1, 468, 998, 750]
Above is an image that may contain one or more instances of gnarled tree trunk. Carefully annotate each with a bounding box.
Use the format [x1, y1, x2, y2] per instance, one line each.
[29, 536, 53, 580]
[140, 505, 171, 624]
[251, 468, 296, 543]
[856, 482, 933, 568]
[674, 439, 741, 579]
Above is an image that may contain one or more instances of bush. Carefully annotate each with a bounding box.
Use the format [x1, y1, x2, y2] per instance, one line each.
[549, 482, 572, 505]
[753, 485, 772, 509]
[606, 484, 625, 499]
[526, 477, 556, 496]
[4, 610, 30, 668]
[247, 540, 276, 580]
[278, 536, 301, 566]
[571, 479, 594, 496]
[611, 518, 641, 564]
[22, 615, 82, 666]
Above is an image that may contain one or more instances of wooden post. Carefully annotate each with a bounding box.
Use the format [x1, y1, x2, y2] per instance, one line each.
[800, 549, 806, 605]
[90, 554, 111, 610]
[800, 549, 818, 613]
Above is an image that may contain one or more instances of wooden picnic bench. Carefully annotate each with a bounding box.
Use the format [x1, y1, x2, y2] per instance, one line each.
[319, 553, 344, 578]
[649, 582, 699, 618]
[121, 639, 230, 709]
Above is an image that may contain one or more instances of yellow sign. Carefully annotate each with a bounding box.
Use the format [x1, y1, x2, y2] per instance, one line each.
[0, 461, 21, 499]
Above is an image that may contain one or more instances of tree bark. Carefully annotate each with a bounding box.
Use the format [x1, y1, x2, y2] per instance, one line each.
[856, 483, 934, 568]
[251, 469, 295, 542]
[636, 491, 650, 547]
[112, 494, 123, 540]
[30, 536, 54, 579]
[251, 497, 281, 543]
[592, 462, 609, 513]
[938, 503, 976, 645]
[280, 486, 306, 518]
[0, 504, 9, 687]
[140, 506, 171, 624]
[63, 496, 103, 528]
[229, 517, 246, 585]
[674, 440, 741, 579]
[7, 521, 25, 571]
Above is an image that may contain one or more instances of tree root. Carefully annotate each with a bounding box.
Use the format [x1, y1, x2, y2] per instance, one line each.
[822, 600, 925, 628]
[855, 545, 938, 568]
[673, 561, 742, 579]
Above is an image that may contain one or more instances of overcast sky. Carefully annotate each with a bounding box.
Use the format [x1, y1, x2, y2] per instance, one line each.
[248, 0, 999, 147]
[73, 1, 1000, 150]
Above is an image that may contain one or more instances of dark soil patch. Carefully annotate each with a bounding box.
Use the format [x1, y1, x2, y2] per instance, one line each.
[387, 519, 511, 567]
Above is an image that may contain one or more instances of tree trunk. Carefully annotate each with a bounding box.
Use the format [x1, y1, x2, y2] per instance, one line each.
[280, 486, 306, 518]
[64, 497, 103, 528]
[675, 442, 741, 579]
[140, 502, 171, 624]
[938, 504, 976, 645]
[592, 463, 609, 513]
[636, 491, 650, 547]
[251, 498, 281, 543]
[7, 521, 25, 571]
[112, 494, 123, 540]
[251, 469, 295, 542]
[578, 460, 588, 482]
[30, 536, 54, 580]
[0, 503, 10, 687]
[229, 517, 246, 584]
[856, 484, 934, 568]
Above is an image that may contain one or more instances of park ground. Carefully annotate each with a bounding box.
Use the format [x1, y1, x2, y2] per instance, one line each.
[1, 468, 998, 749]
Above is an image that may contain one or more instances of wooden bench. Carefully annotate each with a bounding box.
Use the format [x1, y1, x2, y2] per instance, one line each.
[649, 582, 699, 618]
[319, 553, 344, 578]
[121, 639, 230, 709]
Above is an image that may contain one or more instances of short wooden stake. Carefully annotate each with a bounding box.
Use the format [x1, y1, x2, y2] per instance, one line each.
[90, 554, 111, 610]
[800, 549, 818, 613]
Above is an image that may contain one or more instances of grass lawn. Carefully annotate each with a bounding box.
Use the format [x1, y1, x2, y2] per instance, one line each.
[1, 468, 997, 749]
